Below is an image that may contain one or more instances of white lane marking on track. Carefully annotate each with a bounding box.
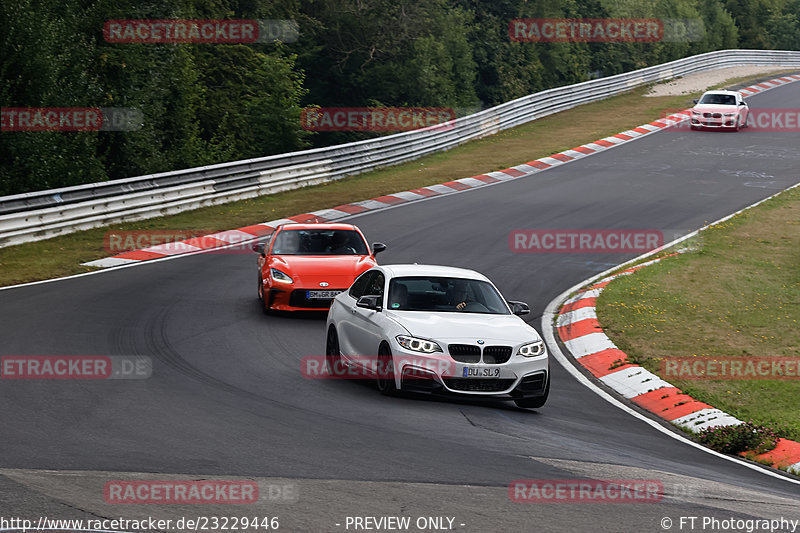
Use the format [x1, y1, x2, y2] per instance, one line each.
[599, 366, 672, 399]
[563, 288, 604, 306]
[211, 229, 259, 243]
[454, 178, 489, 188]
[424, 183, 463, 194]
[564, 332, 617, 358]
[81, 257, 140, 268]
[557, 306, 597, 327]
[671, 408, 743, 431]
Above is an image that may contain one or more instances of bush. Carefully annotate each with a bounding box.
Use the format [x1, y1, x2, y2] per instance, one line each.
[695, 421, 780, 455]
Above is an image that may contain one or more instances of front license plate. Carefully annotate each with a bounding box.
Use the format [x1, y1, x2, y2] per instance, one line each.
[306, 290, 342, 299]
[463, 367, 501, 378]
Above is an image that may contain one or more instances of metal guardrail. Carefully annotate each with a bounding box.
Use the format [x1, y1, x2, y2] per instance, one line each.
[2, 49, 799, 247]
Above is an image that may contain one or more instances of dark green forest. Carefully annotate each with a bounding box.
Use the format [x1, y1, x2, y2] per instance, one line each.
[2, 0, 799, 195]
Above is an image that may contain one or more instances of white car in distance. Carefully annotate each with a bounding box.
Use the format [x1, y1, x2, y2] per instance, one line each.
[690, 90, 749, 131]
[325, 264, 550, 408]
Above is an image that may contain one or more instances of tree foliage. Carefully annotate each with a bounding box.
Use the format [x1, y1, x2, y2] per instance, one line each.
[1, 0, 798, 195]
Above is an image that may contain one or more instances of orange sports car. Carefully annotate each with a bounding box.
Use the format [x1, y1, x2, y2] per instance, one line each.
[253, 223, 386, 312]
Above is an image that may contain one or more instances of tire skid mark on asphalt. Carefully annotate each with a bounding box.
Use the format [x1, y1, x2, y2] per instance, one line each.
[131, 303, 382, 428]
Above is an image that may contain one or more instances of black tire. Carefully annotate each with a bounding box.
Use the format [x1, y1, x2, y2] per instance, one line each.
[326, 327, 341, 374]
[376, 343, 398, 395]
[514, 375, 550, 409]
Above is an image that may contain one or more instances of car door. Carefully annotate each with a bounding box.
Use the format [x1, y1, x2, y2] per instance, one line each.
[336, 269, 374, 358]
[349, 271, 387, 363]
[738, 93, 748, 125]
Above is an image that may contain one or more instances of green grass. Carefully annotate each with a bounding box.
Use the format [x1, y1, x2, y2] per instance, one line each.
[597, 185, 800, 441]
[0, 69, 796, 287]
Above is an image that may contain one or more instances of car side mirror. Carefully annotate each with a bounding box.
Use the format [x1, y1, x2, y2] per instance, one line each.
[356, 295, 382, 311]
[739, 101, 746, 106]
[372, 242, 387, 255]
[508, 300, 530, 316]
[692, 99, 698, 104]
[252, 242, 266, 256]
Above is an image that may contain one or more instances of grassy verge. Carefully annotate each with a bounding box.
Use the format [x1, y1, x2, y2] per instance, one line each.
[0, 70, 796, 287]
[596, 185, 800, 441]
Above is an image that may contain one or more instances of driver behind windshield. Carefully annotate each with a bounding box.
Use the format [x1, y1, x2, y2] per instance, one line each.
[447, 281, 470, 311]
[327, 231, 354, 254]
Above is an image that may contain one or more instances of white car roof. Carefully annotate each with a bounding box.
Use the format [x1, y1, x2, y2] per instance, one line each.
[700, 90, 740, 96]
[380, 264, 490, 281]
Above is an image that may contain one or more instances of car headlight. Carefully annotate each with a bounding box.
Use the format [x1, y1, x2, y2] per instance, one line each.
[270, 268, 293, 284]
[396, 335, 443, 353]
[691, 110, 700, 115]
[518, 340, 545, 357]
[723, 113, 734, 117]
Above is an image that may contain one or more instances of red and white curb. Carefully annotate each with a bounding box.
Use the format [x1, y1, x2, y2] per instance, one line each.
[554, 255, 800, 474]
[83, 73, 800, 269]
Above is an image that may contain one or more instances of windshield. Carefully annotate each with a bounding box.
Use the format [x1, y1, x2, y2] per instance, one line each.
[270, 229, 369, 255]
[387, 276, 510, 314]
[699, 93, 736, 105]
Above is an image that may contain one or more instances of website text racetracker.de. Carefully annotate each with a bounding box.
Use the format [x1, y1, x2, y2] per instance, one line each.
[0, 516, 280, 532]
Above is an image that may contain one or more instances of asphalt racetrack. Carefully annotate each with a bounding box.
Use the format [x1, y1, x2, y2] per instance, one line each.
[1, 80, 798, 531]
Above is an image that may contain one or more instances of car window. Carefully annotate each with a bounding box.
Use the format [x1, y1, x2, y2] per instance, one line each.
[270, 228, 369, 255]
[349, 270, 374, 299]
[387, 276, 510, 314]
[699, 93, 736, 105]
[365, 272, 385, 296]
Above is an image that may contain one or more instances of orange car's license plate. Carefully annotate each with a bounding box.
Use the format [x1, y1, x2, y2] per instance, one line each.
[306, 290, 342, 299]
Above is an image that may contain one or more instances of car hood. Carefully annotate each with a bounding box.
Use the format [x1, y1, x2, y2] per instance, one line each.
[692, 104, 740, 114]
[385, 311, 540, 344]
[270, 255, 374, 287]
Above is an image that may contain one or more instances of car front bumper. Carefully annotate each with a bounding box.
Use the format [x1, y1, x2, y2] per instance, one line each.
[690, 117, 738, 128]
[267, 287, 347, 311]
[388, 343, 549, 400]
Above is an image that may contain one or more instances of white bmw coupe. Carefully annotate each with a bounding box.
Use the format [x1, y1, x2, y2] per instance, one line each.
[325, 264, 550, 408]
